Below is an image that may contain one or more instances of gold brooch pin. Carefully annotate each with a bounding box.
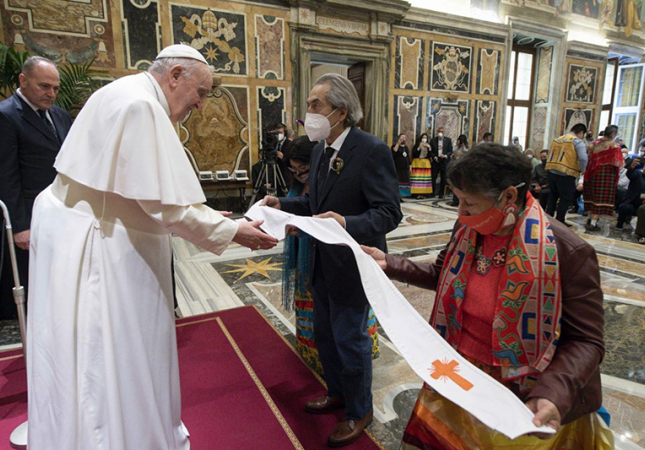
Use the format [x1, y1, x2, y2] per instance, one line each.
[331, 157, 344, 174]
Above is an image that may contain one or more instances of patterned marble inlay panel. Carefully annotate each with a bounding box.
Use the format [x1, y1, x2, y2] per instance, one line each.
[566, 64, 597, 104]
[4, 0, 108, 35]
[171, 5, 247, 76]
[395, 37, 424, 90]
[121, 0, 160, 70]
[563, 108, 593, 135]
[426, 98, 470, 144]
[535, 46, 553, 104]
[257, 86, 286, 146]
[255, 15, 285, 80]
[476, 48, 500, 96]
[393, 95, 423, 145]
[473, 100, 496, 144]
[2, 0, 114, 66]
[430, 42, 472, 93]
[180, 86, 249, 173]
[531, 106, 547, 150]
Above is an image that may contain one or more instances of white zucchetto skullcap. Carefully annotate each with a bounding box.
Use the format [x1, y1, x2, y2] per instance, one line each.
[155, 44, 208, 65]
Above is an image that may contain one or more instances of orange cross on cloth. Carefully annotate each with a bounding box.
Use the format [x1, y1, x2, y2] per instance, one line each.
[429, 359, 474, 391]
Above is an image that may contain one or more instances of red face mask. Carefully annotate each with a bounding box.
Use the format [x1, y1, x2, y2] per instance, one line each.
[458, 183, 525, 235]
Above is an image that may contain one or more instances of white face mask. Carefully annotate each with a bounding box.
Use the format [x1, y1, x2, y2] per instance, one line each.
[528, 155, 533, 159]
[421, 138, 428, 143]
[305, 108, 339, 142]
[438, 133, 444, 138]
[278, 133, 285, 142]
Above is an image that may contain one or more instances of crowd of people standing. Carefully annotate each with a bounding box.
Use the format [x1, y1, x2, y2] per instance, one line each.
[390, 123, 645, 245]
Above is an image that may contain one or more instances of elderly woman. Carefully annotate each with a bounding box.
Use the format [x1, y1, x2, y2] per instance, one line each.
[364, 144, 609, 449]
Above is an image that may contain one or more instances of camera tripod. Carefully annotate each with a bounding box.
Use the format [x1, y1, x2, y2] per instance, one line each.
[249, 157, 289, 205]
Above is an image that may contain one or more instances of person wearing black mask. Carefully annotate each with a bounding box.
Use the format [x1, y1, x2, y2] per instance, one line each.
[530, 149, 550, 209]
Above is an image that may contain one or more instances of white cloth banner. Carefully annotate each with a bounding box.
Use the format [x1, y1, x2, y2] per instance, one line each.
[246, 202, 555, 440]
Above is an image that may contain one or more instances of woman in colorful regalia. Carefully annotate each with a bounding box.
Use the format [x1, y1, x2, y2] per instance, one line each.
[281, 136, 379, 375]
[410, 133, 433, 199]
[584, 125, 625, 232]
[365, 144, 612, 449]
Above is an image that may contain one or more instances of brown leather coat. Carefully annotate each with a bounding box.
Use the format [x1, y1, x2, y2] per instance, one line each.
[385, 218, 604, 425]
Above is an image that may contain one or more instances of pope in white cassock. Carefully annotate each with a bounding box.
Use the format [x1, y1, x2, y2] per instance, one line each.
[26, 45, 277, 449]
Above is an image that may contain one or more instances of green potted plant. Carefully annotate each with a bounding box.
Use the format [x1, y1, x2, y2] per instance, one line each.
[0, 41, 103, 116]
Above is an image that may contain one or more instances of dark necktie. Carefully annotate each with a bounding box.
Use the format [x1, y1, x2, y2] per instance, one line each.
[38, 109, 59, 142]
[317, 147, 335, 199]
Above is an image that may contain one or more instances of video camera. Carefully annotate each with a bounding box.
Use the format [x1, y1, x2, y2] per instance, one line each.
[259, 129, 281, 162]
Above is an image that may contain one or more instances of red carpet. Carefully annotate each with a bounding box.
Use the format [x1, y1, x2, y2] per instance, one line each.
[0, 348, 26, 449]
[0, 306, 384, 449]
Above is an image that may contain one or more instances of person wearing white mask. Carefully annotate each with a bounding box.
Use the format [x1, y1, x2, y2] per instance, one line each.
[430, 127, 453, 198]
[274, 121, 294, 161]
[411, 132, 433, 199]
[261, 73, 401, 447]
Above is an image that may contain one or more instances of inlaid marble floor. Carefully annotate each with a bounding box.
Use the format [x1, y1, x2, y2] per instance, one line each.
[2, 197, 645, 448]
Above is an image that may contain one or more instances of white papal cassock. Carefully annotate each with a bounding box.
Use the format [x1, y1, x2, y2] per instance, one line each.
[27, 72, 238, 449]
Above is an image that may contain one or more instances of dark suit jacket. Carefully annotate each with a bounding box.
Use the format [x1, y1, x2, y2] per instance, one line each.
[430, 136, 453, 166]
[280, 126, 402, 305]
[621, 164, 645, 207]
[0, 93, 72, 232]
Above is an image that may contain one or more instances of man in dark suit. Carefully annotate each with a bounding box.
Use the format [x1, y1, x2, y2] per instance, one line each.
[0, 56, 72, 318]
[275, 122, 294, 161]
[429, 127, 453, 198]
[262, 73, 401, 447]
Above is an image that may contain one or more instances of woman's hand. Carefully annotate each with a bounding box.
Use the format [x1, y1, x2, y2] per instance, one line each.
[525, 397, 561, 439]
[361, 245, 387, 270]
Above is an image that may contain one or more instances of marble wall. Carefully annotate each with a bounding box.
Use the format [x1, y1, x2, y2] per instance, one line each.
[180, 86, 251, 174]
[395, 37, 424, 90]
[393, 95, 423, 142]
[255, 15, 285, 80]
[474, 100, 497, 144]
[531, 106, 548, 150]
[2, 0, 115, 66]
[121, 0, 160, 70]
[535, 46, 553, 104]
[170, 6, 248, 76]
[559, 51, 606, 135]
[0, 0, 293, 177]
[389, 26, 505, 148]
[476, 48, 501, 96]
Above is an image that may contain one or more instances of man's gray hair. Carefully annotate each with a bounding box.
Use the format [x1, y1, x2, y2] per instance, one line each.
[314, 73, 363, 127]
[148, 57, 206, 79]
[22, 56, 56, 76]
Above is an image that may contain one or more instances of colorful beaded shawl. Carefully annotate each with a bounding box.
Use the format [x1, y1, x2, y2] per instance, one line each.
[432, 194, 561, 382]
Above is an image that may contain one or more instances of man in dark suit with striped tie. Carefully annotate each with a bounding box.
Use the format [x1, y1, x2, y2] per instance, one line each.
[0, 56, 72, 318]
[262, 73, 402, 447]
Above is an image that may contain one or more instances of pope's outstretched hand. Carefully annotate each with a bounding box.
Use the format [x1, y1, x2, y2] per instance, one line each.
[233, 219, 278, 250]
